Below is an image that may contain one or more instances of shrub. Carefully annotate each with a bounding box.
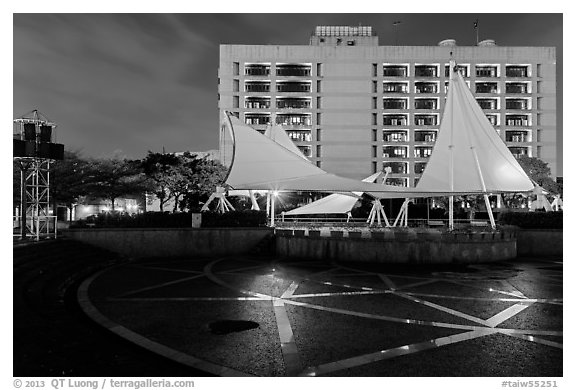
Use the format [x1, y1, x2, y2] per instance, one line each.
[498, 211, 562, 229]
[70, 210, 268, 228]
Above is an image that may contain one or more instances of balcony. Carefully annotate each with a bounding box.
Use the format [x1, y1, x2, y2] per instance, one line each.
[444, 65, 469, 77]
[506, 115, 530, 126]
[383, 99, 408, 110]
[383, 146, 407, 158]
[383, 162, 407, 174]
[414, 99, 437, 110]
[245, 114, 270, 125]
[476, 66, 498, 77]
[415, 66, 438, 77]
[245, 98, 270, 109]
[476, 82, 498, 94]
[383, 131, 408, 142]
[298, 145, 312, 157]
[287, 130, 312, 142]
[506, 99, 529, 110]
[382, 66, 408, 77]
[414, 131, 436, 142]
[506, 131, 530, 143]
[414, 162, 427, 174]
[382, 83, 408, 93]
[414, 146, 433, 158]
[506, 83, 529, 94]
[477, 99, 498, 110]
[276, 64, 311, 77]
[245, 82, 270, 93]
[276, 114, 312, 127]
[383, 115, 408, 126]
[485, 114, 499, 126]
[276, 82, 311, 93]
[276, 98, 311, 109]
[387, 178, 407, 187]
[506, 66, 529, 78]
[414, 115, 437, 126]
[245, 64, 270, 76]
[415, 82, 438, 94]
[509, 147, 529, 159]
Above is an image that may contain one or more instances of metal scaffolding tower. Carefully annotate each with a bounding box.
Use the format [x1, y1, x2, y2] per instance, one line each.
[13, 110, 64, 240]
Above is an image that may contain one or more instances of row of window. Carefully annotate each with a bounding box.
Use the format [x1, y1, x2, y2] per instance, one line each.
[381, 130, 532, 143]
[239, 63, 532, 78]
[243, 113, 532, 127]
[382, 81, 531, 94]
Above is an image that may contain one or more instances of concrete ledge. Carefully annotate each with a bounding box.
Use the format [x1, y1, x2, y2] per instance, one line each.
[516, 229, 562, 257]
[275, 229, 517, 264]
[63, 227, 274, 257]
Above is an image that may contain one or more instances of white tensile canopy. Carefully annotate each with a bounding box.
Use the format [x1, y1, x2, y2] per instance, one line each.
[414, 66, 534, 195]
[264, 123, 308, 160]
[530, 184, 553, 212]
[223, 114, 407, 194]
[284, 172, 382, 216]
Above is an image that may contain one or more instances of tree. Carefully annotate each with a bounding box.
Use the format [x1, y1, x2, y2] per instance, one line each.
[140, 152, 181, 212]
[516, 156, 561, 195]
[50, 151, 94, 217]
[84, 158, 149, 211]
[180, 154, 228, 212]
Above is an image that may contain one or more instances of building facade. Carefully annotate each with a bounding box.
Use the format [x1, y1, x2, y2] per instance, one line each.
[218, 26, 559, 186]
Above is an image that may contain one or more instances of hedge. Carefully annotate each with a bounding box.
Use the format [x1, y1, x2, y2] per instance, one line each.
[498, 211, 562, 229]
[70, 210, 268, 228]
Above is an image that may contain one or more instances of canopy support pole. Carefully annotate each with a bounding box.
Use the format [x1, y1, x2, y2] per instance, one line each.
[471, 146, 496, 230]
[270, 193, 276, 227]
[249, 190, 260, 210]
[393, 198, 410, 227]
[483, 194, 496, 229]
[367, 200, 390, 227]
[448, 196, 454, 231]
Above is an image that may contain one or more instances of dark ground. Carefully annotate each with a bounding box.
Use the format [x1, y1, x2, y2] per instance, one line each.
[13, 239, 562, 377]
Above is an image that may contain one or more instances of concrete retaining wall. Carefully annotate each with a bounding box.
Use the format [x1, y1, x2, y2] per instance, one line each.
[63, 228, 274, 258]
[516, 229, 563, 257]
[275, 229, 517, 264]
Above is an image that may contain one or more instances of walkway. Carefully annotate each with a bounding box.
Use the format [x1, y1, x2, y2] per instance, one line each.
[82, 254, 563, 376]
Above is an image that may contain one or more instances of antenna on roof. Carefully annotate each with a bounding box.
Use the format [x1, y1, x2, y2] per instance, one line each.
[393, 20, 402, 45]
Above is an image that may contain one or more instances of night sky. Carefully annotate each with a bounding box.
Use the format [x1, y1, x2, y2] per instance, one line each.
[13, 13, 563, 160]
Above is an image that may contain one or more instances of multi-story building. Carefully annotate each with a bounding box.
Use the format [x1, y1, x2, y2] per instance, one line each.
[218, 26, 559, 186]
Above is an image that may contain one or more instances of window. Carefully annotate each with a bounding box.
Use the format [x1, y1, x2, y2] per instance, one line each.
[276, 82, 311, 93]
[316, 80, 321, 93]
[233, 79, 239, 92]
[382, 82, 408, 93]
[316, 128, 321, 142]
[233, 62, 239, 76]
[414, 65, 438, 77]
[276, 98, 310, 109]
[414, 147, 433, 158]
[414, 99, 437, 110]
[414, 115, 437, 126]
[244, 64, 270, 76]
[414, 131, 436, 142]
[476, 66, 498, 77]
[475, 82, 498, 93]
[372, 129, 378, 142]
[245, 114, 270, 125]
[372, 81, 378, 93]
[506, 99, 529, 110]
[372, 145, 378, 158]
[415, 82, 438, 94]
[506, 66, 529, 78]
[276, 114, 312, 126]
[383, 162, 407, 174]
[383, 115, 408, 126]
[506, 131, 529, 143]
[372, 63, 378, 77]
[347, 40, 355, 46]
[383, 98, 407, 109]
[382, 65, 408, 77]
[506, 115, 529, 126]
[383, 131, 408, 142]
[485, 114, 499, 126]
[244, 81, 269, 92]
[276, 64, 311, 77]
[476, 99, 498, 110]
[414, 162, 427, 174]
[506, 83, 529, 94]
[233, 96, 239, 108]
[372, 113, 378, 125]
[316, 145, 322, 157]
[245, 97, 270, 109]
[383, 146, 407, 158]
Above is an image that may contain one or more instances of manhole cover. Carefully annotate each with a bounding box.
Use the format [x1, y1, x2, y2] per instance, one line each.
[208, 320, 259, 335]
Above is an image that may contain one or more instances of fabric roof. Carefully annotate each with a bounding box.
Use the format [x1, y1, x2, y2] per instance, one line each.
[413, 67, 534, 195]
[223, 113, 408, 194]
[284, 172, 382, 215]
[264, 123, 308, 160]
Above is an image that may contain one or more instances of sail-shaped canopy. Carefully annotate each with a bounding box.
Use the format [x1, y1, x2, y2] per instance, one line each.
[414, 66, 534, 195]
[284, 172, 382, 215]
[223, 113, 407, 194]
[264, 123, 308, 160]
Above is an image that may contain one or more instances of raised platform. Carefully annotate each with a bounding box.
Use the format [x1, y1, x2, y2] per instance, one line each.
[275, 228, 517, 264]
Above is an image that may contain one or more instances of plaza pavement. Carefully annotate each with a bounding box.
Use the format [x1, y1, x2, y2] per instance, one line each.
[81, 254, 563, 377]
